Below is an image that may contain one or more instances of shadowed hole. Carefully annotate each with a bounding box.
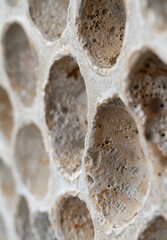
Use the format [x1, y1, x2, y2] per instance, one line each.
[127, 50, 167, 156]
[28, 0, 69, 41]
[57, 195, 94, 240]
[45, 56, 87, 176]
[4, 23, 38, 106]
[15, 197, 36, 240]
[33, 212, 55, 240]
[0, 159, 16, 211]
[0, 87, 13, 140]
[138, 216, 167, 240]
[15, 124, 49, 198]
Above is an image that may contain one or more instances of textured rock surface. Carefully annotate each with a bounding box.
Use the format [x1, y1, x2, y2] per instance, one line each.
[0, 0, 167, 239]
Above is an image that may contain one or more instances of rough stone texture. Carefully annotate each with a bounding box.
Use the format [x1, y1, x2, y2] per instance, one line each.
[77, 0, 126, 68]
[85, 98, 149, 227]
[127, 51, 167, 157]
[45, 56, 87, 176]
[138, 216, 167, 240]
[0, 0, 167, 240]
[55, 195, 94, 240]
[28, 0, 69, 41]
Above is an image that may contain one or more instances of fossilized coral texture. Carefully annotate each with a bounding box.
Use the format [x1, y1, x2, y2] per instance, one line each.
[0, 0, 167, 240]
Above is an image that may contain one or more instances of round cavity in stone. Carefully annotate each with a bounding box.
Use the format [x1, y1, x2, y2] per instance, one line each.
[33, 212, 55, 240]
[57, 196, 94, 240]
[14, 124, 49, 198]
[138, 216, 167, 240]
[6, 0, 18, 6]
[0, 159, 16, 200]
[3, 23, 38, 106]
[0, 215, 7, 240]
[144, 0, 167, 30]
[28, 0, 69, 41]
[45, 56, 87, 176]
[15, 196, 35, 240]
[85, 97, 149, 226]
[77, 0, 126, 68]
[127, 50, 167, 156]
[0, 87, 13, 140]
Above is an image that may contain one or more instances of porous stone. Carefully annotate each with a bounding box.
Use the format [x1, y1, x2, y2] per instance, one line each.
[0, 0, 167, 240]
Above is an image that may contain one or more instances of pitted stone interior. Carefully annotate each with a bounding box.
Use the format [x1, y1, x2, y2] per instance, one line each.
[33, 212, 55, 240]
[15, 197, 36, 240]
[4, 23, 38, 106]
[0, 1, 167, 239]
[77, 0, 126, 68]
[0, 87, 13, 140]
[14, 124, 49, 198]
[28, 0, 69, 41]
[138, 216, 167, 240]
[45, 56, 87, 176]
[16, 198, 56, 240]
[127, 51, 167, 156]
[57, 196, 94, 240]
[85, 97, 149, 226]
[0, 215, 7, 240]
[0, 159, 16, 206]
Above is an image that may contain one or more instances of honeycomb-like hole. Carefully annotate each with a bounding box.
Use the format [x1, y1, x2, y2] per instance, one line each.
[6, 0, 18, 6]
[45, 56, 87, 176]
[57, 196, 94, 240]
[15, 197, 35, 240]
[0, 215, 7, 240]
[0, 159, 16, 203]
[0, 87, 13, 140]
[14, 124, 49, 198]
[127, 51, 167, 156]
[4, 23, 38, 106]
[85, 97, 149, 226]
[77, 0, 126, 69]
[138, 216, 167, 240]
[33, 212, 55, 240]
[145, 0, 167, 30]
[28, 0, 69, 41]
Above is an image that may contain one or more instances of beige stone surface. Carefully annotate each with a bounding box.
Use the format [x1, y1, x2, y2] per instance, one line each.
[0, 0, 167, 239]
